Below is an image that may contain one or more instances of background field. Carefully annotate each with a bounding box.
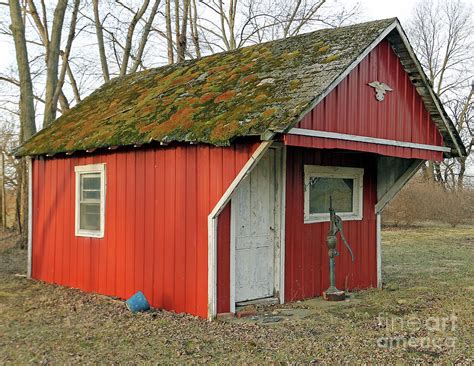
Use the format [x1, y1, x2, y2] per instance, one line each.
[0, 225, 473, 363]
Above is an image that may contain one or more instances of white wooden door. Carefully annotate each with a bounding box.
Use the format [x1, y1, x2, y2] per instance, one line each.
[232, 149, 276, 303]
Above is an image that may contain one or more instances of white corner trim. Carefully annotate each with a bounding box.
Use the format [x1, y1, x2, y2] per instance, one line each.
[279, 146, 287, 304]
[288, 128, 451, 153]
[27, 157, 33, 278]
[229, 202, 236, 314]
[376, 212, 382, 288]
[207, 140, 273, 320]
[74, 163, 106, 238]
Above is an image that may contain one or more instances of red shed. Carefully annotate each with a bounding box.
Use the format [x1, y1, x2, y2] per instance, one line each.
[17, 18, 466, 319]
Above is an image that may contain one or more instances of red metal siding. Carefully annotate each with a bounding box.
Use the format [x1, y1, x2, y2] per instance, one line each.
[31, 142, 258, 318]
[285, 147, 378, 302]
[288, 40, 444, 161]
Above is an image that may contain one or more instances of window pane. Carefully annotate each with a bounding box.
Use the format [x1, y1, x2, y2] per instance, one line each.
[82, 174, 101, 190]
[80, 174, 101, 201]
[79, 202, 101, 230]
[82, 190, 100, 200]
[309, 177, 353, 214]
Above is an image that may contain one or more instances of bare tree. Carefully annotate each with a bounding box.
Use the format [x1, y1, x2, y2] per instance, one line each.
[176, 0, 190, 62]
[8, 0, 37, 245]
[446, 83, 473, 189]
[0, 121, 19, 230]
[43, 0, 69, 127]
[119, 0, 151, 75]
[8, 0, 36, 141]
[130, 0, 162, 72]
[189, 0, 201, 58]
[407, 0, 473, 189]
[93, 0, 110, 82]
[165, 0, 174, 63]
[51, 0, 80, 117]
[196, 0, 359, 52]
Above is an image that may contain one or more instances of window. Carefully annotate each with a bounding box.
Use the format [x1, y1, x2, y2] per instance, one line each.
[75, 164, 106, 237]
[304, 165, 363, 223]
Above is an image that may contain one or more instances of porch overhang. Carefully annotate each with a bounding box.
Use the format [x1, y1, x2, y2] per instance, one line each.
[282, 128, 450, 161]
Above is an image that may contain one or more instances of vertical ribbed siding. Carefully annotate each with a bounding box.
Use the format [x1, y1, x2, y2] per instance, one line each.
[284, 147, 378, 302]
[291, 40, 444, 161]
[31, 142, 258, 318]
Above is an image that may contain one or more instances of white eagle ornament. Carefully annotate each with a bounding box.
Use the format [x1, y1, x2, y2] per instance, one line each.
[368, 81, 393, 101]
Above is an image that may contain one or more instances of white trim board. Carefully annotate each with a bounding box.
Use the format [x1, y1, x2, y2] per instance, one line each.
[376, 212, 382, 288]
[277, 146, 286, 305]
[303, 165, 364, 223]
[229, 146, 286, 313]
[207, 140, 273, 320]
[74, 163, 107, 238]
[27, 157, 33, 278]
[288, 128, 451, 153]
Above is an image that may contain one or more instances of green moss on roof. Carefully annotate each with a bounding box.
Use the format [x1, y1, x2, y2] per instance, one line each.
[17, 18, 398, 156]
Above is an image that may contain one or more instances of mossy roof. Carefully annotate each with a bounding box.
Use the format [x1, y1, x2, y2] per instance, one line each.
[18, 18, 433, 156]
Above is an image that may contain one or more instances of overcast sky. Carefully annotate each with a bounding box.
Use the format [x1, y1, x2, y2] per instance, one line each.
[357, 0, 413, 21]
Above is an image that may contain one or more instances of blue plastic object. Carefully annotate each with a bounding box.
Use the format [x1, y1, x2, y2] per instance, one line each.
[126, 291, 150, 312]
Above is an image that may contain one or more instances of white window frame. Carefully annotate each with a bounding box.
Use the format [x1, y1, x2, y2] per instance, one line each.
[304, 165, 364, 223]
[75, 163, 106, 238]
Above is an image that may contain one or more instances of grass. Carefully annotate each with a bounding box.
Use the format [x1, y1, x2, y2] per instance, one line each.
[0, 226, 473, 363]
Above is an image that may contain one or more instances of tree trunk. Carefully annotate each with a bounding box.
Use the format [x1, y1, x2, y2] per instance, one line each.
[189, 0, 201, 58]
[9, 0, 37, 245]
[457, 157, 466, 191]
[93, 0, 110, 83]
[433, 161, 443, 184]
[9, 0, 36, 140]
[177, 0, 190, 62]
[52, 0, 80, 112]
[174, 0, 180, 60]
[119, 0, 150, 76]
[130, 0, 161, 73]
[165, 0, 174, 63]
[15, 159, 28, 248]
[43, 0, 68, 127]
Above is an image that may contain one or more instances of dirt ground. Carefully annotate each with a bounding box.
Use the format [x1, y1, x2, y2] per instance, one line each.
[0, 226, 473, 363]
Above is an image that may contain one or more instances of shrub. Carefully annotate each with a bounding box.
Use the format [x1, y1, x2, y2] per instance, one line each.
[383, 177, 473, 227]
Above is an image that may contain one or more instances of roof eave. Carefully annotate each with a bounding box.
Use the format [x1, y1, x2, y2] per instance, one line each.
[280, 18, 466, 159]
[390, 23, 466, 158]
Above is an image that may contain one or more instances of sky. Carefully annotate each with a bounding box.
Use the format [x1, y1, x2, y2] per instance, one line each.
[357, 0, 413, 21]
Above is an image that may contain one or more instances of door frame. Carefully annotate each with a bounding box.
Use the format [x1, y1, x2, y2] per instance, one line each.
[229, 145, 286, 313]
